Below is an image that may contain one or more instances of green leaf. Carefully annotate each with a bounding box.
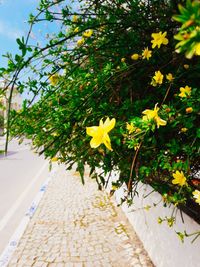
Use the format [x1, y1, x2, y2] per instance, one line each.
[197, 128, 200, 138]
[77, 161, 85, 184]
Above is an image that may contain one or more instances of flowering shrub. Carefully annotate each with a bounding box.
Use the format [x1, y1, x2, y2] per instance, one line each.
[0, 0, 199, 241]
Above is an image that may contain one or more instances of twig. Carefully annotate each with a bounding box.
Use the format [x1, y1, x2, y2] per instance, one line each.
[128, 141, 142, 192]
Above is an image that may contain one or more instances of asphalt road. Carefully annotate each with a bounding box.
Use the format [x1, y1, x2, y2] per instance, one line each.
[0, 137, 50, 255]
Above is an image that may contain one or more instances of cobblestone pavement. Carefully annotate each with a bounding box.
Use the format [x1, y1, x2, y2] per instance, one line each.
[8, 166, 154, 267]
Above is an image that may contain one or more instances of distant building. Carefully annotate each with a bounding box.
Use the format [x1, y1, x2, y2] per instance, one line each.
[0, 80, 22, 132]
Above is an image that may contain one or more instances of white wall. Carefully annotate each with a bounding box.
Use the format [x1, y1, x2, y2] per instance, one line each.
[106, 171, 200, 267]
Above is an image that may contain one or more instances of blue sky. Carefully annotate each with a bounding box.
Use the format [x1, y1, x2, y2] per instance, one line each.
[0, 0, 78, 68]
[0, 0, 41, 67]
[0, 0, 78, 100]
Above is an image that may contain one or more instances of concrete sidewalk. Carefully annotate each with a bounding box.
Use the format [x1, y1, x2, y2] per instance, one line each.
[7, 166, 154, 267]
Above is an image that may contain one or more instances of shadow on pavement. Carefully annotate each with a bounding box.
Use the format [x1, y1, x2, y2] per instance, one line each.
[0, 151, 18, 159]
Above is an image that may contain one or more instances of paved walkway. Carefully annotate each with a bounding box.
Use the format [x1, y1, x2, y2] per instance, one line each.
[8, 166, 154, 267]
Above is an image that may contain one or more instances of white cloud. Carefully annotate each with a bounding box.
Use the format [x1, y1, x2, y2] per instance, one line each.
[0, 0, 7, 5]
[0, 20, 23, 40]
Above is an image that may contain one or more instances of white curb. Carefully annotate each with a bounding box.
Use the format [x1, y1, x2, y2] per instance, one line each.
[0, 165, 58, 267]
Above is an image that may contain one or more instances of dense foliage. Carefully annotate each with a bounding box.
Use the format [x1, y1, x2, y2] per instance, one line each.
[0, 0, 199, 241]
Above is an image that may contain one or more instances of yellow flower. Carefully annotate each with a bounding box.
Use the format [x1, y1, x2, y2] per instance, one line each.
[74, 27, 79, 33]
[121, 58, 126, 63]
[142, 104, 167, 128]
[195, 43, 200, 56]
[155, 116, 167, 128]
[186, 107, 193, 113]
[192, 190, 200, 205]
[151, 70, 164, 86]
[144, 205, 151, 211]
[172, 170, 187, 186]
[52, 132, 59, 137]
[72, 15, 78, 23]
[181, 128, 188, 133]
[142, 47, 152, 60]
[83, 29, 93, 38]
[131, 53, 139, 60]
[77, 38, 85, 46]
[126, 122, 135, 134]
[86, 117, 116, 151]
[179, 85, 191, 98]
[183, 64, 189, 69]
[151, 31, 169, 49]
[176, 232, 185, 243]
[142, 106, 158, 122]
[166, 73, 174, 82]
[112, 184, 118, 191]
[49, 74, 59, 86]
[167, 217, 175, 227]
[51, 157, 58, 162]
[134, 144, 140, 151]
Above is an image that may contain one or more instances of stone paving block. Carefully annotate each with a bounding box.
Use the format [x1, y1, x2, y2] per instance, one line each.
[64, 264, 73, 267]
[7, 166, 154, 267]
[73, 263, 83, 267]
[32, 261, 47, 267]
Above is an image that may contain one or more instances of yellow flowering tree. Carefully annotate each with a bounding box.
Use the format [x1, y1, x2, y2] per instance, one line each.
[1, 0, 199, 241]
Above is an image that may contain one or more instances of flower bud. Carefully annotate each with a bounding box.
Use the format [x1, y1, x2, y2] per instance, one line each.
[131, 53, 139, 60]
[183, 64, 189, 69]
[186, 107, 193, 113]
[181, 128, 188, 133]
[165, 108, 171, 113]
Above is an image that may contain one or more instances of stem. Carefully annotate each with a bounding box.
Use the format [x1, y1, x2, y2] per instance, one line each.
[191, 233, 200, 243]
[105, 170, 112, 188]
[128, 141, 142, 192]
[161, 83, 172, 106]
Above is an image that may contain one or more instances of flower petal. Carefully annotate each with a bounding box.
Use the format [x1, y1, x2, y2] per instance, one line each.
[156, 117, 167, 128]
[90, 136, 102, 148]
[103, 118, 116, 133]
[163, 39, 169, 45]
[142, 109, 151, 115]
[103, 133, 112, 151]
[86, 126, 99, 136]
[99, 118, 104, 127]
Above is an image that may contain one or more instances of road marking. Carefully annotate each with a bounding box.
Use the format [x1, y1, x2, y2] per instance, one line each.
[0, 161, 48, 232]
